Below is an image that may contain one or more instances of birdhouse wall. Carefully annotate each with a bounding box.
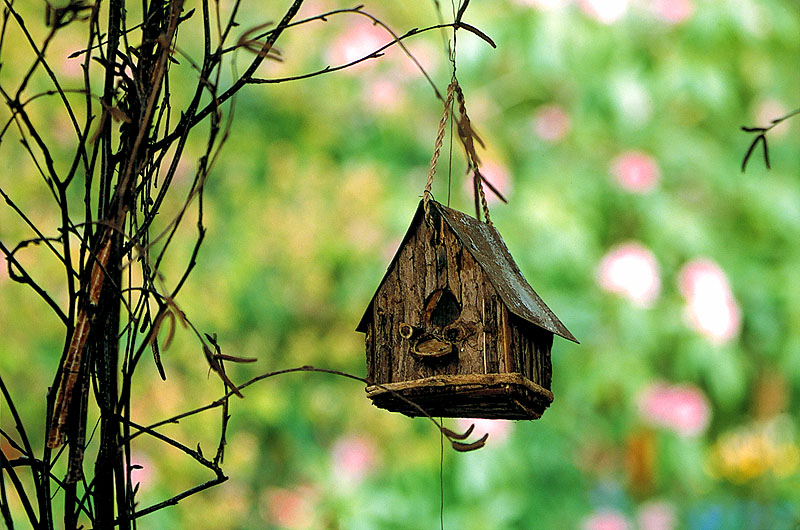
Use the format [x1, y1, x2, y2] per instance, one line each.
[366, 208, 521, 385]
[506, 314, 553, 390]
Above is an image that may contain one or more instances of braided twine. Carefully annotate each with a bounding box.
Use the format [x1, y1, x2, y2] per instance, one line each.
[423, 80, 493, 226]
[424, 80, 456, 218]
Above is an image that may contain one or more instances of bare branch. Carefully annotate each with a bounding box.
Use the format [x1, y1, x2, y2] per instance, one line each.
[0, 239, 69, 325]
[741, 107, 800, 172]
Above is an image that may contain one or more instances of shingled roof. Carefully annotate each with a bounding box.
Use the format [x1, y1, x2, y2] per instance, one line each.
[356, 200, 578, 343]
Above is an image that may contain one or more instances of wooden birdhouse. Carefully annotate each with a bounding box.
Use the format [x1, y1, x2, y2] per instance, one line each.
[356, 199, 578, 420]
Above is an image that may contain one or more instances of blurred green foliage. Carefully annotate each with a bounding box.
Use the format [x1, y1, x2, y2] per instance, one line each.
[2, 1, 800, 528]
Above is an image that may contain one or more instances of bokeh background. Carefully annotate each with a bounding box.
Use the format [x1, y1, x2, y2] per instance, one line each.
[2, 0, 800, 528]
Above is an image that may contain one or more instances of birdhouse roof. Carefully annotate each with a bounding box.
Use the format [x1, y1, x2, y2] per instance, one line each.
[356, 200, 578, 343]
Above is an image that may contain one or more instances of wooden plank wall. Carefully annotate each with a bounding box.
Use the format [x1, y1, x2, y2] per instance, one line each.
[533, 326, 554, 389]
[365, 325, 374, 381]
[369, 208, 498, 384]
[507, 315, 553, 389]
[364, 207, 558, 390]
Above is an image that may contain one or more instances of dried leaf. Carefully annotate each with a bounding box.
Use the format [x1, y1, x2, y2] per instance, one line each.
[457, 22, 496, 49]
[162, 311, 176, 350]
[441, 423, 474, 441]
[214, 353, 257, 363]
[203, 344, 244, 397]
[450, 433, 489, 452]
[151, 340, 166, 380]
[476, 169, 508, 203]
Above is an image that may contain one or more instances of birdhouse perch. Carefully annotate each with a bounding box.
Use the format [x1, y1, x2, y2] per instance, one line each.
[356, 199, 577, 420]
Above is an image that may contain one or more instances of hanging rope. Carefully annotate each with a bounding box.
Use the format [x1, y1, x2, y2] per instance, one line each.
[424, 79, 456, 218]
[424, 78, 495, 226]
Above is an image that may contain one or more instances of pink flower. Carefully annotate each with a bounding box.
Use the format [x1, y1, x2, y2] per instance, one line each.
[398, 41, 441, 77]
[582, 509, 632, 530]
[580, 0, 628, 24]
[638, 382, 711, 437]
[327, 21, 388, 73]
[754, 99, 791, 138]
[679, 259, 741, 344]
[596, 243, 661, 307]
[532, 104, 571, 143]
[129, 452, 155, 491]
[463, 160, 512, 205]
[651, 0, 694, 25]
[637, 500, 677, 530]
[363, 78, 405, 114]
[331, 434, 378, 486]
[60, 55, 83, 79]
[262, 486, 317, 529]
[610, 151, 660, 193]
[383, 236, 403, 262]
[456, 418, 513, 445]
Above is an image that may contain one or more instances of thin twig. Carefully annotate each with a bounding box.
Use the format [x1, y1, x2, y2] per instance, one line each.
[741, 107, 800, 172]
[127, 365, 487, 453]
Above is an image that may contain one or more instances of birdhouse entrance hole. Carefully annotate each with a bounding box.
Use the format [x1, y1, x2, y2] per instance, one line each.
[425, 288, 460, 328]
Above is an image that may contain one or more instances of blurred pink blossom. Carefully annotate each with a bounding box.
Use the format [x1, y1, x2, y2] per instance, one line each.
[262, 486, 317, 529]
[383, 236, 403, 262]
[638, 382, 711, 437]
[532, 104, 571, 143]
[611, 151, 660, 193]
[580, 0, 628, 24]
[754, 99, 791, 138]
[331, 434, 378, 485]
[398, 41, 441, 77]
[60, 57, 83, 79]
[129, 452, 155, 491]
[582, 509, 632, 530]
[679, 259, 741, 344]
[456, 418, 513, 445]
[363, 78, 405, 114]
[650, 0, 694, 25]
[637, 500, 677, 530]
[327, 21, 387, 73]
[463, 160, 512, 205]
[596, 243, 661, 307]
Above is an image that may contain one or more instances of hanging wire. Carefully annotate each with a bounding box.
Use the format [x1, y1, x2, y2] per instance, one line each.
[431, 0, 453, 64]
[440, 417, 445, 530]
[446, 2, 459, 207]
[431, 0, 462, 207]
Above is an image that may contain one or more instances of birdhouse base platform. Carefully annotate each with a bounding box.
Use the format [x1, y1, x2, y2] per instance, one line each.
[365, 373, 554, 420]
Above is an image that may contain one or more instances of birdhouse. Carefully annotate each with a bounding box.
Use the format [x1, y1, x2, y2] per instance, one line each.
[356, 199, 578, 420]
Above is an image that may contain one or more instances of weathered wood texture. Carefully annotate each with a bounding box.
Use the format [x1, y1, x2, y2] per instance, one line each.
[360, 200, 568, 420]
[365, 373, 554, 420]
[367, 206, 499, 385]
[508, 314, 554, 390]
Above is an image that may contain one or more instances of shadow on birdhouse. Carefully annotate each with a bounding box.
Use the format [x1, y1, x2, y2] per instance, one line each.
[356, 199, 578, 420]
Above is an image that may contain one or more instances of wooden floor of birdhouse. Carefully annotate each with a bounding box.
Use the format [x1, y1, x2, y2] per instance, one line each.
[365, 373, 554, 420]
